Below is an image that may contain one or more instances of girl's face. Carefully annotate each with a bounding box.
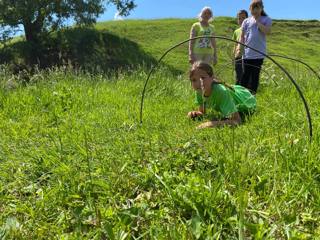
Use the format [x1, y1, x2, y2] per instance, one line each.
[190, 69, 211, 92]
[250, 6, 262, 18]
[201, 10, 212, 22]
[237, 13, 247, 26]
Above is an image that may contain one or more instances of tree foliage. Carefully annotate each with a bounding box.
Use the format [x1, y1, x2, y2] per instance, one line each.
[0, 0, 136, 43]
[0, 0, 136, 66]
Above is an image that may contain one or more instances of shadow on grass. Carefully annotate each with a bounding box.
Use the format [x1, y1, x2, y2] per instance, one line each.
[0, 27, 181, 75]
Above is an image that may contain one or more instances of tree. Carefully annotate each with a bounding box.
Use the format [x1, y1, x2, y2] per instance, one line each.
[0, 0, 136, 44]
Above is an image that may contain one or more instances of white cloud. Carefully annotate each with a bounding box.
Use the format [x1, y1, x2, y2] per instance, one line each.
[114, 11, 124, 21]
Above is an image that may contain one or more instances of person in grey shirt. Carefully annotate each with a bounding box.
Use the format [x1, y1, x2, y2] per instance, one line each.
[235, 0, 272, 94]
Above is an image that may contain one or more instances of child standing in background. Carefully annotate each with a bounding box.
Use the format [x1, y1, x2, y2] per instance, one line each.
[232, 10, 248, 85]
[189, 7, 218, 66]
[236, 0, 272, 94]
[188, 61, 256, 129]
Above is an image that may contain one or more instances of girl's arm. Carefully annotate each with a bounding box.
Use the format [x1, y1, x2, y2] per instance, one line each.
[196, 111, 242, 129]
[232, 38, 237, 59]
[189, 26, 196, 63]
[235, 30, 245, 58]
[257, 21, 271, 35]
[210, 36, 217, 65]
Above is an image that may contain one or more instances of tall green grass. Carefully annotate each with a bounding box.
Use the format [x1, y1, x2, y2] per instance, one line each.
[0, 63, 319, 239]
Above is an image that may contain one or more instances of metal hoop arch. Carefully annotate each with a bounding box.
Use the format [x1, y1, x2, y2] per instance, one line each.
[269, 54, 320, 81]
[139, 36, 313, 140]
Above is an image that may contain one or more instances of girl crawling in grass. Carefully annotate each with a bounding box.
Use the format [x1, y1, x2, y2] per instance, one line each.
[188, 61, 256, 129]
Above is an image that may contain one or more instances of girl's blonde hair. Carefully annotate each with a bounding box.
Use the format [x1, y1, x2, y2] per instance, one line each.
[198, 6, 213, 22]
[189, 61, 234, 90]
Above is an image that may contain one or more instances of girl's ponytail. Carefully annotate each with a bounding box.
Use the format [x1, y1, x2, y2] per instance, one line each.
[261, 10, 267, 16]
[212, 78, 234, 91]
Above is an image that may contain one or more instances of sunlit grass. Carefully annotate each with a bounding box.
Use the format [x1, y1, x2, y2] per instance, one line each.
[0, 64, 319, 239]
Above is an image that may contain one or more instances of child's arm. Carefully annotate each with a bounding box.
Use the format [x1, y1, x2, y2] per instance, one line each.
[189, 26, 196, 63]
[196, 111, 242, 129]
[256, 21, 271, 35]
[232, 30, 240, 60]
[233, 42, 237, 60]
[210, 36, 217, 65]
[236, 31, 245, 58]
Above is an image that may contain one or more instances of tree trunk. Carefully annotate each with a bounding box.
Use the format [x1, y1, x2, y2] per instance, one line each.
[23, 21, 41, 43]
[23, 18, 44, 65]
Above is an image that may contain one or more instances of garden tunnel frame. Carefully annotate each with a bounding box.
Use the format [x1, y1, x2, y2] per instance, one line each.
[221, 54, 320, 87]
[139, 36, 313, 141]
[268, 54, 320, 82]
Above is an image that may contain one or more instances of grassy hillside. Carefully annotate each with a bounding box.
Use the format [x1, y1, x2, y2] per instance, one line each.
[96, 17, 320, 72]
[0, 18, 320, 239]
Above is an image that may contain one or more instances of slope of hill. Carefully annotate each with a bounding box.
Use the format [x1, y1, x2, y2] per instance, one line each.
[1, 17, 319, 75]
[96, 17, 320, 72]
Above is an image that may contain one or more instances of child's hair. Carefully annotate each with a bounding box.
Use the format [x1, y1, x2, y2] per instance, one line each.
[237, 9, 248, 18]
[189, 61, 234, 90]
[198, 6, 213, 22]
[250, 0, 267, 16]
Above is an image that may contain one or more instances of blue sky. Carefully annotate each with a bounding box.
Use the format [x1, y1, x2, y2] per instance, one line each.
[99, 0, 319, 21]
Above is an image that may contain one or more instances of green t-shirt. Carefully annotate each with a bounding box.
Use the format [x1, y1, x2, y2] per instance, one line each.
[195, 84, 256, 118]
[232, 27, 244, 57]
[232, 27, 242, 41]
[192, 22, 215, 54]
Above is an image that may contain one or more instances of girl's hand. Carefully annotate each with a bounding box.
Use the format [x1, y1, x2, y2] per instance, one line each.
[256, 20, 271, 35]
[256, 20, 263, 29]
[235, 46, 241, 58]
[188, 111, 203, 119]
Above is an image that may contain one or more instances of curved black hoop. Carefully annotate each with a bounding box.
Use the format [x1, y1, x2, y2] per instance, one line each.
[269, 54, 320, 81]
[139, 36, 313, 140]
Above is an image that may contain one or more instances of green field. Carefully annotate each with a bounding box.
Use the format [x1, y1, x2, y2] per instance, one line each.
[96, 18, 320, 70]
[0, 18, 320, 239]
